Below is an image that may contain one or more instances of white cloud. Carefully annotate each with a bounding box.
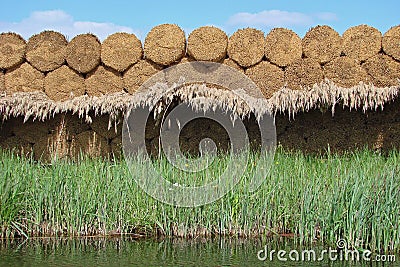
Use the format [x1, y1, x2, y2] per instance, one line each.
[226, 10, 338, 29]
[315, 12, 338, 21]
[0, 10, 140, 41]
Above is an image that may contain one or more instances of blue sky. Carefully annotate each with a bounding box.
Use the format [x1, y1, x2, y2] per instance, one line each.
[0, 0, 399, 40]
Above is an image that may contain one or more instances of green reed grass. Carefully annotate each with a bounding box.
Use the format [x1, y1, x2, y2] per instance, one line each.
[0, 148, 399, 253]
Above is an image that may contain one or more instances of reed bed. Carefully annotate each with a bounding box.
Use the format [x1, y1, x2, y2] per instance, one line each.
[0, 148, 399, 253]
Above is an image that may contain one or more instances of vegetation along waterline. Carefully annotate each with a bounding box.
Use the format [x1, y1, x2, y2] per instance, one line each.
[0, 148, 399, 253]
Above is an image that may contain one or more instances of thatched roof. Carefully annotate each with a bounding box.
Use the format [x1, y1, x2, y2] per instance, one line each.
[0, 25, 399, 126]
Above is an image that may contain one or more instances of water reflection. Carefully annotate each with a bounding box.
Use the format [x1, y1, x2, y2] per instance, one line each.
[0, 237, 396, 267]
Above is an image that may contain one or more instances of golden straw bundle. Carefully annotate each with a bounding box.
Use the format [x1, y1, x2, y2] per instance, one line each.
[26, 30, 67, 72]
[302, 25, 342, 64]
[5, 62, 44, 94]
[324, 56, 370, 87]
[383, 25, 400, 61]
[85, 65, 123, 96]
[245, 60, 284, 98]
[123, 60, 162, 94]
[265, 28, 302, 67]
[228, 28, 265, 67]
[0, 32, 26, 70]
[144, 24, 186, 66]
[222, 58, 244, 73]
[44, 65, 85, 101]
[101, 32, 143, 72]
[285, 58, 324, 90]
[66, 33, 101, 73]
[187, 26, 228, 62]
[363, 54, 400, 87]
[342, 25, 382, 63]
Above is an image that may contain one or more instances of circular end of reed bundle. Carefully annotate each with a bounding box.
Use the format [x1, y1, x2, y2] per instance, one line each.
[5, 62, 44, 94]
[303, 25, 342, 64]
[285, 58, 324, 90]
[0, 135, 33, 156]
[26, 30, 67, 72]
[265, 28, 302, 67]
[45, 65, 85, 101]
[222, 58, 244, 73]
[123, 60, 162, 94]
[0, 32, 26, 70]
[70, 130, 110, 159]
[90, 114, 121, 139]
[228, 28, 265, 67]
[363, 54, 400, 87]
[0, 71, 4, 92]
[245, 61, 284, 98]
[144, 24, 186, 66]
[101, 32, 143, 72]
[187, 26, 228, 62]
[66, 33, 101, 74]
[383, 25, 400, 61]
[85, 65, 123, 96]
[324, 56, 370, 87]
[342, 25, 382, 62]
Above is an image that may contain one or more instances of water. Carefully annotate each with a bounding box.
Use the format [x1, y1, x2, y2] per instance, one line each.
[0, 237, 398, 267]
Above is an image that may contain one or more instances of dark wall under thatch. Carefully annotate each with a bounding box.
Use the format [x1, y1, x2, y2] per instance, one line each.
[1, 96, 400, 161]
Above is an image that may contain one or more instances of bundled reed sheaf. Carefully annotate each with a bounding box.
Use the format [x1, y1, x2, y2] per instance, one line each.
[187, 26, 228, 62]
[26, 30, 67, 72]
[123, 60, 162, 93]
[285, 58, 324, 90]
[45, 65, 85, 101]
[342, 25, 382, 62]
[265, 28, 302, 67]
[324, 56, 370, 88]
[4, 62, 44, 94]
[85, 65, 123, 96]
[66, 33, 101, 74]
[245, 61, 285, 98]
[363, 54, 400, 87]
[222, 58, 244, 73]
[302, 25, 342, 64]
[101, 32, 143, 72]
[382, 25, 400, 61]
[144, 24, 186, 66]
[0, 32, 26, 70]
[227, 28, 265, 67]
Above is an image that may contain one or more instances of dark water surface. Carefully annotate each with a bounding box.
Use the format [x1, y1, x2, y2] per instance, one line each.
[0, 237, 398, 267]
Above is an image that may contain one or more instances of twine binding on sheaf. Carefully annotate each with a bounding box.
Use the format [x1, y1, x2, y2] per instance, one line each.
[0, 80, 399, 126]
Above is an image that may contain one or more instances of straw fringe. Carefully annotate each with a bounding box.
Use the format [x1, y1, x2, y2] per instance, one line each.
[1, 79, 399, 126]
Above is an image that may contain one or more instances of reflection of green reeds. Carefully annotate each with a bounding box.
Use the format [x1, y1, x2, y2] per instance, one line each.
[0, 147, 399, 253]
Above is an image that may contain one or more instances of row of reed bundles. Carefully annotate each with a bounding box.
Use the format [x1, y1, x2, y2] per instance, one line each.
[0, 24, 399, 101]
